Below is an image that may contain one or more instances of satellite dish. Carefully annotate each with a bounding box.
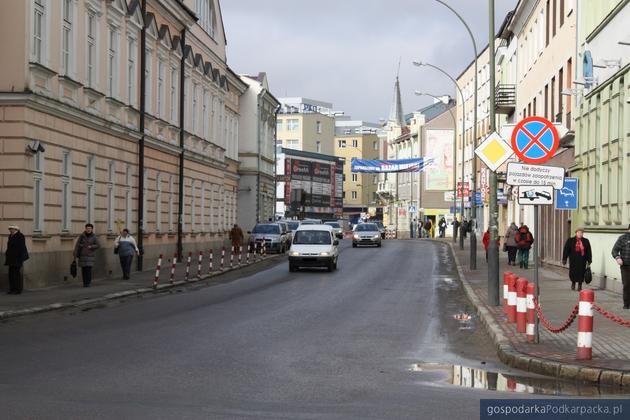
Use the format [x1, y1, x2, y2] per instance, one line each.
[583, 50, 594, 89]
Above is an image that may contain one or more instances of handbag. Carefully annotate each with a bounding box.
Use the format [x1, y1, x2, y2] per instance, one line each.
[114, 246, 119, 255]
[70, 260, 77, 278]
[584, 264, 593, 285]
[502, 243, 507, 252]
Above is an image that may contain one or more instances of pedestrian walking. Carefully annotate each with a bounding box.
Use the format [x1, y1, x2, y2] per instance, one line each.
[438, 217, 447, 238]
[515, 225, 534, 269]
[229, 223, 244, 251]
[424, 219, 433, 239]
[462, 218, 469, 239]
[562, 228, 592, 291]
[73, 223, 101, 287]
[452, 218, 460, 240]
[482, 228, 500, 261]
[114, 228, 139, 280]
[417, 220, 424, 238]
[504, 222, 519, 266]
[4, 225, 28, 294]
[612, 224, 630, 309]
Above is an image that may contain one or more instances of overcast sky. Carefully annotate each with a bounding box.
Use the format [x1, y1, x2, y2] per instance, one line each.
[221, 0, 518, 123]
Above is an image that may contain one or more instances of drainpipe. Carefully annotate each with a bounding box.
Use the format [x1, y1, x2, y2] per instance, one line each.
[256, 89, 265, 223]
[137, 0, 147, 271]
[273, 102, 280, 221]
[177, 29, 186, 261]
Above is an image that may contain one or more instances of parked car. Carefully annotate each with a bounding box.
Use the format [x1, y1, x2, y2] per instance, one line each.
[248, 223, 288, 253]
[352, 223, 382, 248]
[373, 221, 386, 239]
[289, 225, 339, 272]
[277, 221, 293, 246]
[324, 221, 344, 239]
[283, 220, 301, 235]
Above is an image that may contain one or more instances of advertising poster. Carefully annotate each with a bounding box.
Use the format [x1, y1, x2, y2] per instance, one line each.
[425, 129, 454, 190]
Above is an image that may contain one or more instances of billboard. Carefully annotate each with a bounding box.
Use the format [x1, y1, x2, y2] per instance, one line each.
[425, 129, 454, 190]
[284, 156, 343, 216]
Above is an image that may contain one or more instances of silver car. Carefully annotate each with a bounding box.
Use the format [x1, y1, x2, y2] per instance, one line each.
[352, 223, 382, 248]
[247, 223, 288, 253]
[324, 221, 343, 239]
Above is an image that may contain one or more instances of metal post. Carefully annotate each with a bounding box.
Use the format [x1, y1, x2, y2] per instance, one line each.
[137, 0, 147, 271]
[487, 0, 500, 306]
[533, 204, 540, 343]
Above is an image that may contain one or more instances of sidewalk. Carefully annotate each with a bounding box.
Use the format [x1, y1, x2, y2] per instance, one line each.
[443, 238, 630, 387]
[1, 253, 284, 320]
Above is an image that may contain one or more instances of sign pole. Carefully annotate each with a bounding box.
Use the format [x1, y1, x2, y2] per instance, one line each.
[533, 204, 540, 343]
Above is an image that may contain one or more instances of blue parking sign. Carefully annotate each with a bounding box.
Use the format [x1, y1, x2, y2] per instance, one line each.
[555, 178, 578, 210]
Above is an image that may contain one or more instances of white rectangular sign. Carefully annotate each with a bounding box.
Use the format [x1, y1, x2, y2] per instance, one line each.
[517, 185, 554, 205]
[506, 162, 565, 189]
[444, 191, 455, 202]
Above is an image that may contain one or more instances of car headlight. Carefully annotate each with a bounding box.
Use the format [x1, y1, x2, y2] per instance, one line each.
[320, 252, 330, 256]
[353, 234, 360, 239]
[290, 251, 300, 256]
[374, 234, 380, 239]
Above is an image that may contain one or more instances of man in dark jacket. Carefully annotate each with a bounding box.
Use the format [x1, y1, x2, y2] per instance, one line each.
[230, 224, 244, 252]
[515, 225, 534, 269]
[612, 224, 630, 309]
[438, 217, 447, 238]
[562, 228, 592, 291]
[73, 224, 101, 287]
[5, 225, 29, 294]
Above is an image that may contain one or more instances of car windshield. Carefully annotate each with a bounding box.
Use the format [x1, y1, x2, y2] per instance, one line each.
[356, 224, 378, 232]
[286, 221, 300, 230]
[374, 222, 384, 229]
[252, 224, 280, 234]
[293, 230, 332, 245]
[325, 222, 341, 228]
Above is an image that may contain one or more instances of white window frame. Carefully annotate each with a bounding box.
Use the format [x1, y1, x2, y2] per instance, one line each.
[351, 191, 357, 200]
[61, 150, 72, 232]
[200, 181, 206, 232]
[107, 25, 119, 97]
[157, 59, 165, 117]
[86, 10, 98, 88]
[33, 151, 45, 233]
[142, 169, 147, 231]
[170, 67, 178, 123]
[107, 160, 115, 233]
[352, 173, 358, 182]
[202, 89, 209, 139]
[61, 0, 75, 76]
[192, 82, 198, 133]
[32, 0, 47, 64]
[338, 139, 346, 148]
[287, 119, 299, 131]
[190, 179, 196, 231]
[210, 185, 216, 232]
[127, 35, 137, 106]
[316, 121, 322, 134]
[125, 164, 132, 229]
[155, 172, 162, 233]
[145, 48, 152, 114]
[86, 155, 95, 224]
[352, 139, 358, 148]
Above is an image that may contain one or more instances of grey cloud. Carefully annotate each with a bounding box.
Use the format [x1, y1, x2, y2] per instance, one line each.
[222, 0, 518, 122]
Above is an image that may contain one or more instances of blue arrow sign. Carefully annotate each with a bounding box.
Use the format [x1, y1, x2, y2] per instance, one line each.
[555, 177, 578, 210]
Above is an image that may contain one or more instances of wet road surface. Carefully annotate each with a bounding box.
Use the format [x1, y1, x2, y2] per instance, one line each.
[0, 240, 619, 419]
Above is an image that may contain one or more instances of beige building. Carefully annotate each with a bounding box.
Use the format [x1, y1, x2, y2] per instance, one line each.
[333, 119, 380, 219]
[276, 97, 335, 155]
[0, 0, 248, 288]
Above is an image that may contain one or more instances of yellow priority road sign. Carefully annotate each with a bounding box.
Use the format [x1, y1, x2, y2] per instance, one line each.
[474, 131, 514, 172]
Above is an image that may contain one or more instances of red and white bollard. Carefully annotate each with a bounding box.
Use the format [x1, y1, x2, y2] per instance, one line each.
[246, 244, 250, 264]
[184, 252, 192, 282]
[503, 272, 512, 313]
[153, 254, 163, 289]
[208, 249, 214, 272]
[526, 282, 536, 343]
[577, 289, 594, 360]
[507, 274, 517, 323]
[220, 247, 225, 270]
[238, 245, 243, 265]
[254, 243, 259, 262]
[169, 252, 177, 285]
[262, 238, 267, 257]
[516, 277, 528, 333]
[230, 246, 234, 268]
[197, 251, 203, 278]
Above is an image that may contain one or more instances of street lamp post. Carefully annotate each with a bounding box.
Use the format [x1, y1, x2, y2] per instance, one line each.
[413, 62, 465, 250]
[433, 0, 479, 269]
[414, 92, 458, 242]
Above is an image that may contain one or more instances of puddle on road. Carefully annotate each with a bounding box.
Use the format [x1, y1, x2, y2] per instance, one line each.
[411, 362, 630, 396]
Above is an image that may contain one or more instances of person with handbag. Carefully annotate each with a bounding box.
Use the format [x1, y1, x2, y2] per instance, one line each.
[611, 224, 630, 309]
[5, 225, 29, 294]
[515, 225, 534, 269]
[504, 223, 519, 266]
[73, 223, 101, 287]
[114, 228, 139, 280]
[562, 228, 592, 291]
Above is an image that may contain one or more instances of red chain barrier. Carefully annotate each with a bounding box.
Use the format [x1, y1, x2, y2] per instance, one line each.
[592, 304, 630, 328]
[533, 298, 579, 334]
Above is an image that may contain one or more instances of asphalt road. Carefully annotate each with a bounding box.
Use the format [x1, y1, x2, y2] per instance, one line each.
[0, 240, 532, 419]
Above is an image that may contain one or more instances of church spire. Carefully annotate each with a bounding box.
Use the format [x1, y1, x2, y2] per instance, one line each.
[388, 62, 405, 127]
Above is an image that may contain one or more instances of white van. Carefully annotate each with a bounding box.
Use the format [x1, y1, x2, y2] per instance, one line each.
[288, 224, 339, 272]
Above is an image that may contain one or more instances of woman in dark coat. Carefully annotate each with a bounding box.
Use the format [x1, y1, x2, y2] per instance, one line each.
[73, 223, 101, 287]
[5, 225, 29, 294]
[562, 228, 592, 291]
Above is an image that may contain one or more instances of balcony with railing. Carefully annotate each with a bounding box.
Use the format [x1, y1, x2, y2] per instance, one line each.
[495, 83, 516, 114]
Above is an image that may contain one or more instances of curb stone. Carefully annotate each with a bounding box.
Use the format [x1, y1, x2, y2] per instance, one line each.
[444, 241, 628, 387]
[0, 254, 285, 321]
